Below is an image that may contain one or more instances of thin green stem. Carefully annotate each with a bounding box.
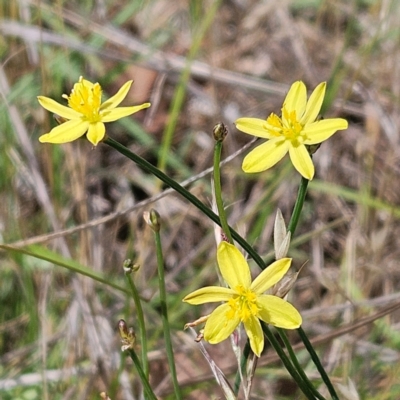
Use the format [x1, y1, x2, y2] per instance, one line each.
[277, 328, 326, 400]
[125, 272, 149, 379]
[262, 325, 316, 400]
[285, 174, 339, 399]
[104, 137, 265, 269]
[213, 140, 233, 243]
[298, 327, 339, 400]
[126, 348, 158, 400]
[154, 228, 182, 400]
[287, 176, 309, 236]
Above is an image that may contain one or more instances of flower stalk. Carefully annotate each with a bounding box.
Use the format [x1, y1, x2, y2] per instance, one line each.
[145, 210, 182, 400]
[277, 327, 326, 400]
[212, 123, 233, 244]
[285, 174, 339, 399]
[288, 176, 310, 236]
[118, 320, 157, 400]
[262, 324, 317, 400]
[123, 260, 149, 379]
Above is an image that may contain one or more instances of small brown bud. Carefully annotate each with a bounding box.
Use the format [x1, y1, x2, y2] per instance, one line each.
[194, 331, 204, 342]
[118, 319, 136, 351]
[213, 122, 228, 142]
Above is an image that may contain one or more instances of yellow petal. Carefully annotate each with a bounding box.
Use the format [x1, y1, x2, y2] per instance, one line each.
[283, 81, 307, 121]
[256, 295, 302, 328]
[251, 258, 292, 294]
[101, 103, 151, 122]
[80, 77, 94, 89]
[243, 316, 264, 357]
[100, 80, 133, 111]
[235, 118, 276, 139]
[86, 122, 106, 146]
[303, 118, 348, 145]
[37, 96, 81, 120]
[217, 242, 251, 289]
[242, 138, 289, 173]
[183, 286, 235, 304]
[300, 82, 326, 124]
[204, 303, 240, 343]
[288, 144, 314, 180]
[39, 119, 88, 143]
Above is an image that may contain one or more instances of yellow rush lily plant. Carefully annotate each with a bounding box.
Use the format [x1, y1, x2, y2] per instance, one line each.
[36, 76, 345, 399]
[235, 81, 348, 180]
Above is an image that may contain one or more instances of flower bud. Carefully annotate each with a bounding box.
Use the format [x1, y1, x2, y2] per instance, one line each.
[274, 209, 291, 259]
[118, 319, 136, 351]
[123, 259, 140, 274]
[143, 209, 161, 232]
[272, 262, 305, 298]
[212, 122, 228, 142]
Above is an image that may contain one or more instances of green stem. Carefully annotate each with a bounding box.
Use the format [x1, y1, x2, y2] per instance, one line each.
[104, 137, 265, 269]
[287, 176, 309, 236]
[285, 174, 339, 399]
[125, 272, 149, 379]
[262, 325, 316, 400]
[234, 175, 310, 395]
[213, 140, 233, 244]
[277, 328, 326, 400]
[127, 348, 158, 400]
[298, 327, 339, 400]
[154, 228, 182, 399]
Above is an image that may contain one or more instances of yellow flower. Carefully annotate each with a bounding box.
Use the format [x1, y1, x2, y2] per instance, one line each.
[235, 81, 348, 180]
[183, 242, 302, 357]
[38, 77, 151, 146]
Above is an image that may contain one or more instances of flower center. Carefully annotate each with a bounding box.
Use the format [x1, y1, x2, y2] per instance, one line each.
[64, 78, 102, 123]
[266, 107, 305, 145]
[226, 285, 259, 322]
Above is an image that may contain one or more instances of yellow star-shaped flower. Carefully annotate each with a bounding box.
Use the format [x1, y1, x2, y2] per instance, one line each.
[183, 242, 302, 357]
[235, 81, 348, 180]
[38, 77, 150, 146]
